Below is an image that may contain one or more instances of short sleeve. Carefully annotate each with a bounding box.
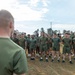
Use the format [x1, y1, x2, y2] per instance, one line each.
[13, 49, 28, 74]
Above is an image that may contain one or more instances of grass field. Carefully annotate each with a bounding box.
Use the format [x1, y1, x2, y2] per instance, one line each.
[26, 56, 75, 75]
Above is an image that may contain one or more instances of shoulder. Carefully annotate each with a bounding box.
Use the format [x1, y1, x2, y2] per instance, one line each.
[10, 39, 24, 52]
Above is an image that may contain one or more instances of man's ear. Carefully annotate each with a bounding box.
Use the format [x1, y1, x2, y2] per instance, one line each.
[9, 21, 13, 28]
[9, 21, 14, 33]
[9, 21, 14, 37]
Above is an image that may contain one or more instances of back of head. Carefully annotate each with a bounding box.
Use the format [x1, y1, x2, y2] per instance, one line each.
[0, 9, 14, 28]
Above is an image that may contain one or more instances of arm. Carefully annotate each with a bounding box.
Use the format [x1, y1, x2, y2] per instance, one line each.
[13, 49, 28, 75]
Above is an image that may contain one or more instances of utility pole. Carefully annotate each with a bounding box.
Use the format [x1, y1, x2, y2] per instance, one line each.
[50, 22, 53, 36]
[50, 22, 52, 29]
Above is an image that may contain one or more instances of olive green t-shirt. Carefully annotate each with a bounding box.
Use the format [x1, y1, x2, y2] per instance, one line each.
[30, 38, 36, 49]
[40, 36, 48, 45]
[52, 38, 60, 47]
[19, 38, 26, 49]
[62, 38, 72, 47]
[0, 38, 28, 75]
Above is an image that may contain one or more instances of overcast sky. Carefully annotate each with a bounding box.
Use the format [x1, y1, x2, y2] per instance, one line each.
[0, 0, 75, 34]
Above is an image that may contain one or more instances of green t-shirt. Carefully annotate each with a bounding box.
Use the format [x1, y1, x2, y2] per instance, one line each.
[52, 37, 60, 47]
[12, 37, 19, 45]
[26, 37, 31, 46]
[30, 38, 36, 49]
[62, 38, 72, 47]
[40, 36, 48, 45]
[19, 38, 26, 49]
[0, 38, 28, 75]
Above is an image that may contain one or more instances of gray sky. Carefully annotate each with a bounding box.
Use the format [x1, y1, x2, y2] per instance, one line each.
[0, 0, 75, 34]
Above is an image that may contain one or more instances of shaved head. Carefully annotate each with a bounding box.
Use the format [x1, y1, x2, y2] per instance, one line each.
[0, 9, 14, 28]
[0, 9, 14, 37]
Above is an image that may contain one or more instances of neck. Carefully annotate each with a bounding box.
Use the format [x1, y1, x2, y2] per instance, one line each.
[0, 29, 10, 38]
[0, 35, 10, 38]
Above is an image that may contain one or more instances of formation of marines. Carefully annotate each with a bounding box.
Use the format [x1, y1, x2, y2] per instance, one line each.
[11, 28, 75, 64]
